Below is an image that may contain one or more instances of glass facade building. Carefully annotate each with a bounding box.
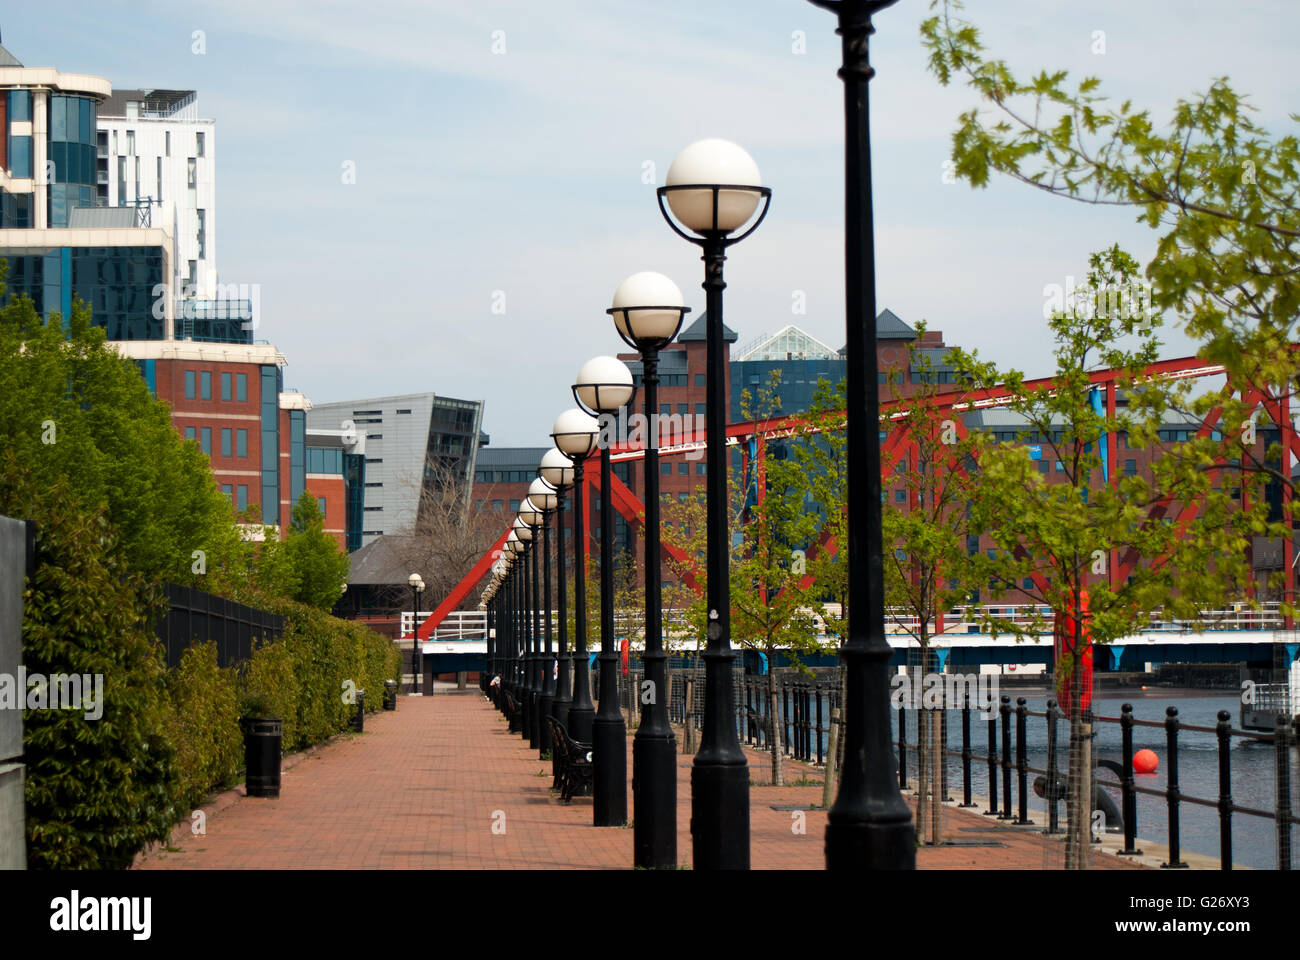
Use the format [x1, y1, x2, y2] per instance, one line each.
[48, 94, 99, 228]
[1, 246, 165, 339]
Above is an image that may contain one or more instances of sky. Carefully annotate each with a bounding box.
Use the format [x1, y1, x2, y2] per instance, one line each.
[6, 0, 1298, 445]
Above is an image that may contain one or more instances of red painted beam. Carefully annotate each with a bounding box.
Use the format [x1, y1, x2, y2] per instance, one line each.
[417, 526, 511, 640]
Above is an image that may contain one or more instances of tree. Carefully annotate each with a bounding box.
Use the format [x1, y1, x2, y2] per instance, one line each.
[921, 0, 1299, 610]
[0, 263, 246, 590]
[949, 247, 1254, 868]
[729, 372, 825, 787]
[285, 491, 350, 611]
[878, 326, 1008, 844]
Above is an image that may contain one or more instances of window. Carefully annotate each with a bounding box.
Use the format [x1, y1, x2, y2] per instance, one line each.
[221, 484, 233, 499]
[509, 499, 520, 511]
[895, 489, 906, 502]
[1054, 460, 1064, 472]
[661, 463, 672, 475]
[196, 132, 205, 157]
[200, 370, 211, 400]
[317, 496, 326, 515]
[197, 209, 206, 259]
[696, 463, 706, 475]
[363, 506, 383, 512]
[677, 403, 689, 415]
[188, 261, 197, 286]
[236, 373, 247, 402]
[397, 408, 412, 414]
[1038, 461, 1049, 474]
[492, 500, 504, 511]
[660, 404, 671, 416]
[221, 428, 232, 457]
[237, 485, 248, 511]
[156, 157, 163, 202]
[236, 429, 247, 458]
[134, 155, 141, 200]
[1124, 458, 1137, 476]
[185, 426, 196, 441]
[187, 158, 196, 188]
[117, 156, 126, 205]
[184, 370, 196, 399]
[678, 493, 688, 503]
[694, 403, 705, 416]
[367, 433, 383, 440]
[1022, 578, 1034, 590]
[200, 427, 212, 454]
[165, 131, 170, 157]
[678, 463, 689, 475]
[126, 130, 135, 156]
[221, 372, 231, 401]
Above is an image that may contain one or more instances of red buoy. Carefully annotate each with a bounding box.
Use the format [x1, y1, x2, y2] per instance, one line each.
[1133, 748, 1158, 774]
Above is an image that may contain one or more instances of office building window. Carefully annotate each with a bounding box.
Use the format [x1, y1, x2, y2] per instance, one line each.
[695, 403, 705, 416]
[196, 132, 205, 157]
[237, 485, 248, 511]
[134, 156, 141, 200]
[678, 463, 689, 475]
[200, 427, 211, 454]
[187, 158, 196, 188]
[509, 499, 520, 511]
[236, 429, 247, 457]
[696, 463, 706, 474]
[184, 370, 195, 399]
[188, 261, 197, 286]
[117, 156, 126, 205]
[200, 370, 211, 400]
[221, 372, 231, 401]
[659, 403, 670, 416]
[1124, 458, 1137, 476]
[695, 374, 706, 386]
[126, 130, 135, 155]
[317, 496, 326, 515]
[895, 489, 906, 502]
[1055, 460, 1064, 472]
[221, 428, 232, 457]
[156, 157, 163, 202]
[197, 210, 206, 259]
[236, 373, 247, 402]
[677, 403, 689, 415]
[165, 130, 170, 157]
[661, 463, 672, 475]
[185, 426, 196, 441]
[221, 484, 233, 499]
[492, 500, 503, 511]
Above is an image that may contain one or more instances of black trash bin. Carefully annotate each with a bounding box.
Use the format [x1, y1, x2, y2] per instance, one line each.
[383, 680, 398, 711]
[353, 690, 365, 732]
[243, 717, 282, 798]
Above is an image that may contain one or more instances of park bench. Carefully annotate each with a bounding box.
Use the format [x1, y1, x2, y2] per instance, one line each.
[546, 716, 592, 803]
[504, 692, 523, 733]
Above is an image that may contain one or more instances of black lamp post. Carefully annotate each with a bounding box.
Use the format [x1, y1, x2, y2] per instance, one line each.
[407, 573, 425, 695]
[523, 481, 555, 754]
[657, 138, 771, 870]
[608, 270, 690, 868]
[808, 0, 916, 870]
[514, 515, 539, 746]
[551, 408, 601, 746]
[505, 531, 526, 710]
[573, 356, 636, 827]
[540, 448, 575, 736]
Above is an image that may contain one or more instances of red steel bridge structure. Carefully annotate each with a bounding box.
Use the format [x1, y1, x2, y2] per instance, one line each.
[415, 353, 1297, 641]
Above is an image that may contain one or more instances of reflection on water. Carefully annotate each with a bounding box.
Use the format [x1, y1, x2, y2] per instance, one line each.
[881, 689, 1298, 870]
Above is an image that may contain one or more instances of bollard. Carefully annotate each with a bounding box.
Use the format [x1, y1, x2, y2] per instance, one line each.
[1162, 706, 1187, 868]
[1119, 703, 1141, 855]
[1015, 697, 1033, 824]
[959, 693, 974, 807]
[1216, 709, 1233, 870]
[1276, 714, 1292, 871]
[898, 705, 907, 791]
[985, 710, 998, 816]
[999, 695, 1012, 820]
[353, 690, 365, 733]
[1045, 699, 1060, 835]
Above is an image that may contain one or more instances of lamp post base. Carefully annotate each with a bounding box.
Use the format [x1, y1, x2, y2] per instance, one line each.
[690, 762, 749, 869]
[824, 817, 916, 871]
[633, 732, 677, 869]
[592, 716, 627, 826]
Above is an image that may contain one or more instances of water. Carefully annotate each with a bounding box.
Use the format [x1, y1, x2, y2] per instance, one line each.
[746, 687, 1298, 869]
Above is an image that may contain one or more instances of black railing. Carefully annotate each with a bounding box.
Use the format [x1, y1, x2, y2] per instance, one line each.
[155, 582, 284, 668]
[898, 693, 1298, 870]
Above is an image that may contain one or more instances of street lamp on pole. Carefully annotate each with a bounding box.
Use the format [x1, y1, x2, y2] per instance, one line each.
[527, 475, 558, 755]
[505, 531, 526, 715]
[807, 0, 915, 870]
[540, 447, 575, 736]
[551, 408, 601, 748]
[657, 137, 770, 870]
[408, 573, 425, 695]
[608, 270, 690, 869]
[520, 488, 549, 752]
[573, 355, 635, 827]
[513, 514, 538, 746]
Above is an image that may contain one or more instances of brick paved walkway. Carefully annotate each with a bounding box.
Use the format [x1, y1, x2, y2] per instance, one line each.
[135, 692, 1144, 870]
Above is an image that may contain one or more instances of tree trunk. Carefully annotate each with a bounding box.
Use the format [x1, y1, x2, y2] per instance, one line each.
[767, 665, 784, 787]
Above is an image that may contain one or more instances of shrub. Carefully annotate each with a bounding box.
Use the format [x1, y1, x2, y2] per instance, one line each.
[165, 641, 242, 813]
